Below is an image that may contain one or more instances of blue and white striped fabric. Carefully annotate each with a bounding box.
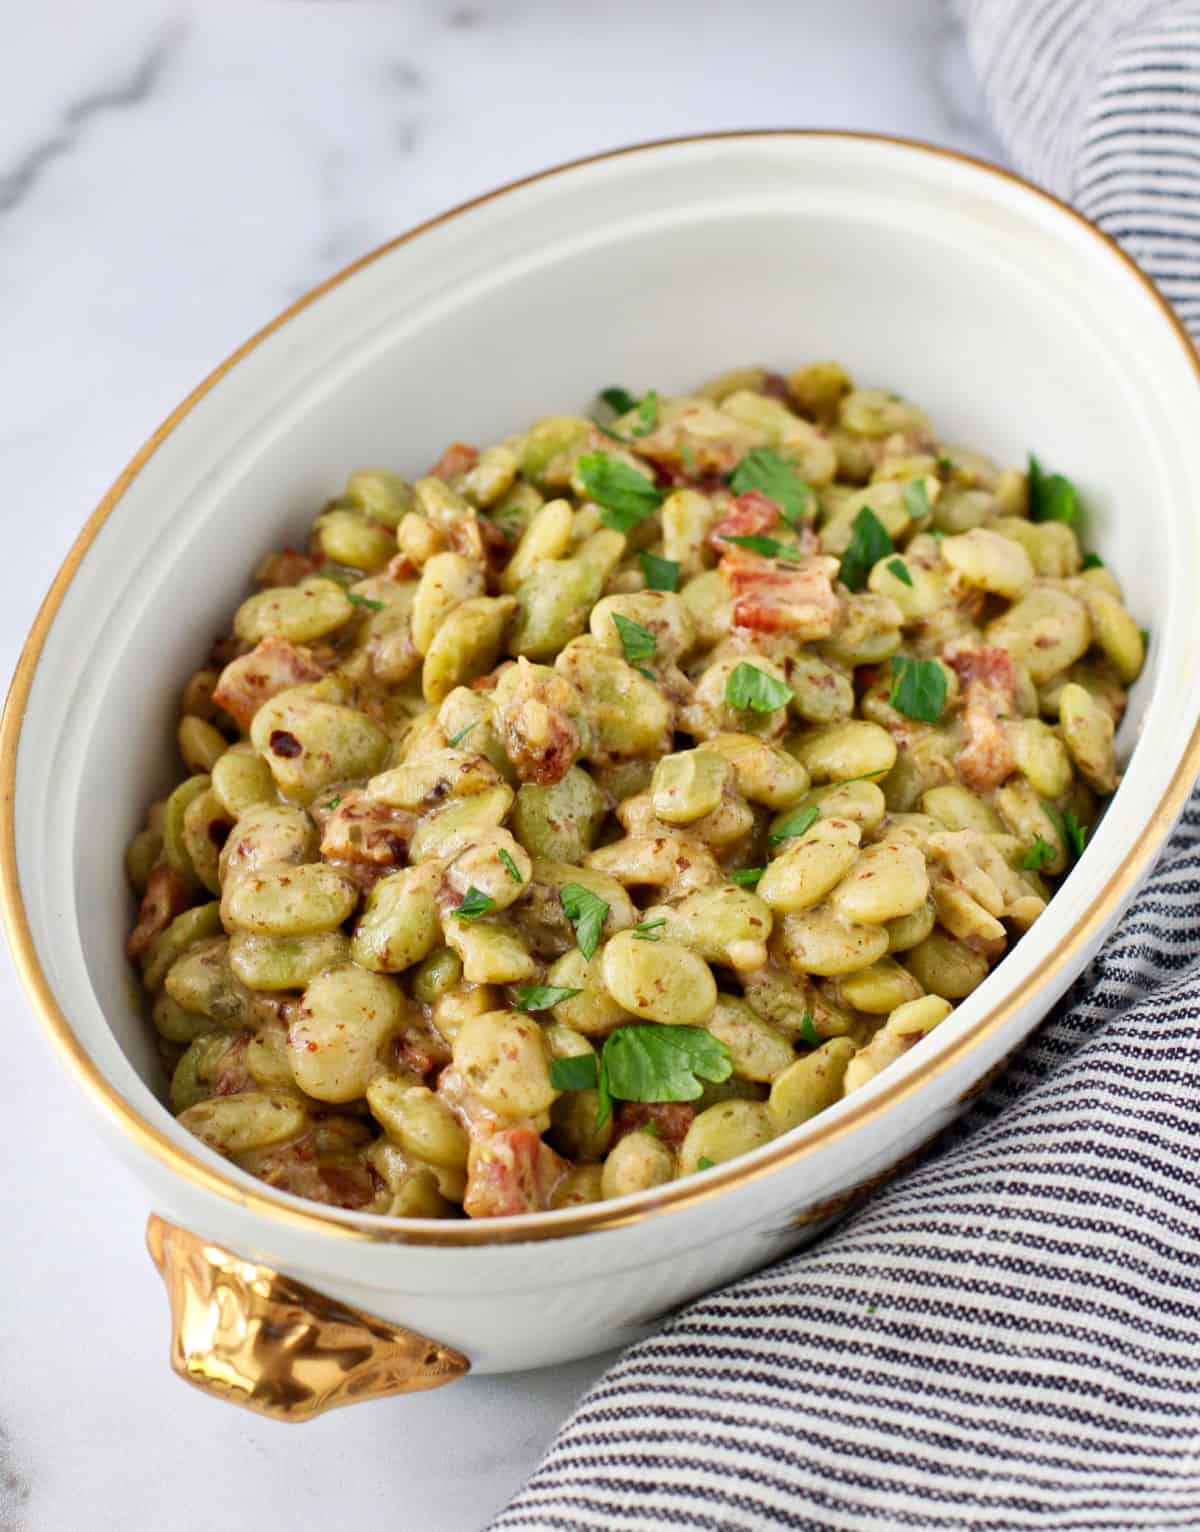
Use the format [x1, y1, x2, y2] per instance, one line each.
[491, 6, 1200, 1528]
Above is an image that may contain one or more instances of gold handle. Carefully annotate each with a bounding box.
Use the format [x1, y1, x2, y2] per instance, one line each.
[146, 1215, 469, 1421]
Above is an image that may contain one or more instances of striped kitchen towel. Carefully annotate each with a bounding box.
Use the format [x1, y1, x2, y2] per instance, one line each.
[490, 6, 1200, 1529]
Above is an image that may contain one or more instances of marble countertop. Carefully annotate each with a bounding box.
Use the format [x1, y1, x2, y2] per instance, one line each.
[0, 4, 1003, 1528]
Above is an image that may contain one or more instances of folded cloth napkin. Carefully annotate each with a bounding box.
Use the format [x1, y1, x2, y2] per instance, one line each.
[490, 7, 1200, 1529]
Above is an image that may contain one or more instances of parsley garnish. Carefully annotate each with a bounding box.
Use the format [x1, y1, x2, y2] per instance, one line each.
[1021, 835, 1055, 872]
[640, 551, 679, 591]
[612, 612, 656, 665]
[324, 795, 341, 810]
[937, 456, 956, 473]
[886, 557, 913, 587]
[799, 1013, 822, 1047]
[641, 1120, 660, 1138]
[347, 592, 385, 612]
[1140, 627, 1150, 650]
[1064, 812, 1089, 858]
[599, 387, 638, 415]
[594, 1024, 733, 1129]
[549, 1053, 599, 1091]
[696, 1156, 716, 1171]
[889, 655, 947, 723]
[679, 443, 698, 475]
[576, 452, 663, 531]
[447, 722, 476, 748]
[729, 447, 816, 528]
[514, 984, 583, 1012]
[1027, 452, 1078, 524]
[903, 479, 932, 521]
[635, 665, 656, 682]
[632, 390, 659, 437]
[839, 507, 893, 592]
[560, 883, 610, 961]
[498, 848, 523, 883]
[720, 532, 802, 559]
[1081, 552, 1104, 570]
[726, 662, 793, 713]
[453, 887, 495, 921]
[730, 867, 764, 888]
[770, 806, 820, 844]
[632, 917, 667, 942]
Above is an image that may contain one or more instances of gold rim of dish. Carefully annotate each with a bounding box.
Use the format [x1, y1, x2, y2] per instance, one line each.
[3, 130, 1198, 1249]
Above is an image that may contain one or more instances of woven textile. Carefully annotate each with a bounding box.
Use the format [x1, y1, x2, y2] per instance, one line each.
[491, 7, 1200, 1527]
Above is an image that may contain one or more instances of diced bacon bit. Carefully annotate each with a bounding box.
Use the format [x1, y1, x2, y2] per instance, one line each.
[447, 514, 485, 564]
[428, 441, 479, 482]
[391, 1019, 452, 1080]
[720, 549, 842, 637]
[126, 863, 191, 962]
[316, 1165, 379, 1209]
[478, 514, 512, 578]
[385, 551, 418, 582]
[212, 1036, 252, 1098]
[211, 636, 326, 729]
[760, 371, 791, 401]
[946, 646, 1017, 792]
[319, 791, 417, 867]
[254, 547, 319, 589]
[613, 1101, 695, 1150]
[708, 490, 780, 552]
[463, 1127, 569, 1218]
[498, 665, 582, 786]
[470, 660, 513, 691]
[250, 1137, 381, 1209]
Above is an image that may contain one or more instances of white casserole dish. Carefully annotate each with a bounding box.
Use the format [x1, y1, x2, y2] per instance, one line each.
[5, 132, 1200, 1417]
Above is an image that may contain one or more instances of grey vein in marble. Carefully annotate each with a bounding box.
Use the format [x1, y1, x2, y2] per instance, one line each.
[0, 18, 186, 219]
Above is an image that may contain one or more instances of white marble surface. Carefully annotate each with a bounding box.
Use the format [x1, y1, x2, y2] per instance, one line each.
[0, 4, 1003, 1528]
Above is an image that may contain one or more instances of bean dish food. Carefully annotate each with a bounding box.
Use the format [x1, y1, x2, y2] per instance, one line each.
[125, 364, 1145, 1218]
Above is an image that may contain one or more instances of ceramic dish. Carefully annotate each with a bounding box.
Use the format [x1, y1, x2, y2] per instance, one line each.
[5, 132, 1200, 1420]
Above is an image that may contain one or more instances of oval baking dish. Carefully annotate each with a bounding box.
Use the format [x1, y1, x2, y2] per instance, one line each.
[4, 132, 1200, 1414]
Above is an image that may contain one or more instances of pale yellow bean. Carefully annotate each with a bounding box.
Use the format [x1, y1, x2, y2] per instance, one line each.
[601, 931, 717, 1025]
[601, 1132, 676, 1198]
[678, 1100, 774, 1174]
[288, 967, 405, 1102]
[767, 1038, 857, 1133]
[757, 817, 862, 913]
[452, 1009, 555, 1117]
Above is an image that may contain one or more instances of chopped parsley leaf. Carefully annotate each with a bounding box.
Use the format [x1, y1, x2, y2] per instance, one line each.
[770, 805, 820, 844]
[611, 612, 656, 665]
[453, 887, 495, 921]
[514, 984, 584, 1013]
[886, 556, 913, 587]
[640, 551, 679, 591]
[839, 506, 893, 592]
[576, 452, 663, 531]
[889, 655, 947, 723]
[729, 446, 817, 527]
[560, 883, 610, 961]
[498, 848, 523, 883]
[549, 1053, 599, 1091]
[347, 591, 385, 611]
[726, 662, 793, 713]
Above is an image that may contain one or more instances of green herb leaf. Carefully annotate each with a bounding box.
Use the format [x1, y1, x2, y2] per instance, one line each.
[719, 532, 801, 559]
[453, 887, 495, 921]
[560, 882, 610, 961]
[498, 848, 523, 883]
[324, 795, 341, 810]
[1027, 452, 1078, 524]
[679, 443, 698, 475]
[799, 1013, 822, 1047]
[729, 867, 764, 888]
[640, 551, 679, 592]
[903, 479, 932, 522]
[446, 722, 476, 748]
[514, 984, 583, 1013]
[726, 662, 793, 714]
[641, 1120, 660, 1138]
[1021, 835, 1055, 872]
[937, 456, 956, 473]
[886, 557, 913, 587]
[611, 612, 657, 665]
[347, 591, 385, 612]
[596, 1024, 733, 1128]
[889, 655, 947, 723]
[696, 1156, 716, 1171]
[600, 387, 639, 415]
[635, 665, 656, 682]
[576, 452, 663, 531]
[550, 1053, 599, 1091]
[1081, 552, 1104, 570]
[770, 806, 820, 844]
[1140, 627, 1150, 651]
[632, 390, 659, 437]
[839, 506, 894, 592]
[729, 447, 816, 528]
[632, 917, 667, 942]
[1063, 812, 1089, 858]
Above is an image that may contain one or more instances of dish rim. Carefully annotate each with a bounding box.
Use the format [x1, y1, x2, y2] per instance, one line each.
[3, 128, 1199, 1249]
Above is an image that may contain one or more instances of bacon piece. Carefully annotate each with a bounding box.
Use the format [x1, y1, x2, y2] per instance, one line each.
[494, 659, 582, 785]
[708, 490, 780, 553]
[463, 1128, 568, 1218]
[720, 549, 841, 637]
[318, 790, 416, 867]
[254, 547, 319, 589]
[946, 646, 1017, 792]
[127, 864, 191, 962]
[428, 442, 479, 481]
[613, 1101, 695, 1150]
[211, 636, 326, 729]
